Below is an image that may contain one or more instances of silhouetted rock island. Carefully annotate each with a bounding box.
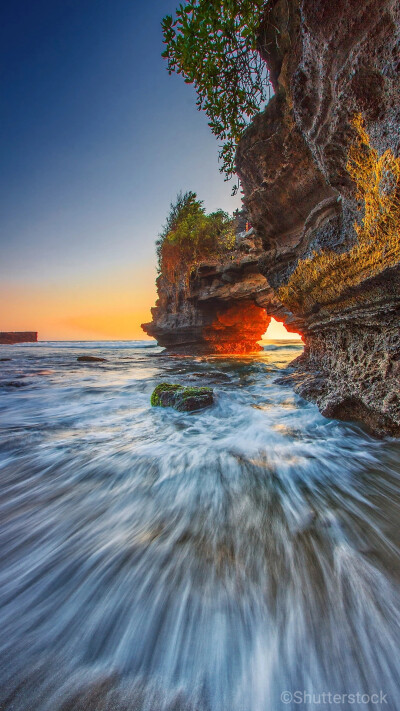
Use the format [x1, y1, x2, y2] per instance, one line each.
[0, 332, 38, 345]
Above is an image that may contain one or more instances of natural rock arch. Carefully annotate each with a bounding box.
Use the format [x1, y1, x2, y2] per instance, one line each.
[142, 232, 303, 354]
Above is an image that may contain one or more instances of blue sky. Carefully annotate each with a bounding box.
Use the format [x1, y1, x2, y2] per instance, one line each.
[0, 0, 295, 341]
[0, 0, 242, 338]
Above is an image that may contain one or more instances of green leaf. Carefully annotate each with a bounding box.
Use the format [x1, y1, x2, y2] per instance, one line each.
[160, 0, 269, 180]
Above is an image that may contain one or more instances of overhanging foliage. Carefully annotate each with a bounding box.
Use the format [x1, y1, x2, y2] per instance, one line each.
[162, 1, 269, 184]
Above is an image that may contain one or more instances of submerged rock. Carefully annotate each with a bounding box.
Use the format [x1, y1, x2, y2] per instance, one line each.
[187, 371, 231, 383]
[77, 356, 107, 363]
[4, 380, 29, 388]
[151, 383, 214, 412]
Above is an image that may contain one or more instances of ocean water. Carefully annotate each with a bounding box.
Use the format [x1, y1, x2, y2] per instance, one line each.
[0, 340, 399, 711]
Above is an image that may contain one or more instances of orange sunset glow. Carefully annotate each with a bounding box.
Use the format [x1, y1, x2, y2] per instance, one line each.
[0, 265, 157, 341]
[1, 264, 299, 343]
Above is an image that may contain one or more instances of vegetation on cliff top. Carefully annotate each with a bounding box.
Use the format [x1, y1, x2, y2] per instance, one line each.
[157, 191, 235, 282]
[278, 114, 400, 314]
[162, 0, 269, 183]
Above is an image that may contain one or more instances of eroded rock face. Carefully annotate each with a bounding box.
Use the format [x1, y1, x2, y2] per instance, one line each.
[143, 0, 398, 433]
[236, 0, 400, 435]
[142, 234, 291, 354]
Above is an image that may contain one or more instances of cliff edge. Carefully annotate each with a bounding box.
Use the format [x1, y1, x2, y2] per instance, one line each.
[142, 231, 301, 354]
[235, 0, 400, 436]
[144, 0, 399, 435]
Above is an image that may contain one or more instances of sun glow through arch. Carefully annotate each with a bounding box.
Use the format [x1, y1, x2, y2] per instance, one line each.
[262, 317, 302, 341]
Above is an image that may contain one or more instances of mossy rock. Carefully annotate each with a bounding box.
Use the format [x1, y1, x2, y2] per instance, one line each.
[151, 383, 182, 407]
[151, 383, 214, 412]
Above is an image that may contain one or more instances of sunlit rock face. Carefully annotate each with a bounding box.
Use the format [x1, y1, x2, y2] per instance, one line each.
[142, 234, 274, 354]
[236, 0, 400, 435]
[142, 298, 270, 356]
[203, 302, 270, 354]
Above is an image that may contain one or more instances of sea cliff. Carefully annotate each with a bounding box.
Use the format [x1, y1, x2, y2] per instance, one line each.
[236, 0, 400, 435]
[143, 231, 275, 354]
[144, 0, 399, 435]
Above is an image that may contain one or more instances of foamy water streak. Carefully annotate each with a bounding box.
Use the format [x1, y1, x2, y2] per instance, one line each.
[0, 341, 399, 711]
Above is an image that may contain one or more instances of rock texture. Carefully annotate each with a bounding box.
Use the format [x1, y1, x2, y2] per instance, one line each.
[150, 383, 214, 412]
[142, 233, 301, 354]
[0, 332, 38, 345]
[235, 0, 400, 436]
[144, 0, 399, 435]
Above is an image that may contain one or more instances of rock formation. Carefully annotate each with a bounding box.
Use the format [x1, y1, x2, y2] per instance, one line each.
[143, 232, 291, 354]
[144, 0, 399, 435]
[150, 383, 214, 412]
[234, 0, 400, 436]
[0, 332, 38, 345]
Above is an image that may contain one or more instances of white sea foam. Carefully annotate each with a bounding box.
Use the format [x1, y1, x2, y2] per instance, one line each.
[0, 341, 398, 710]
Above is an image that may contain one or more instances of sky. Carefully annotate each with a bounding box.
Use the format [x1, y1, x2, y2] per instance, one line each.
[0, 0, 295, 341]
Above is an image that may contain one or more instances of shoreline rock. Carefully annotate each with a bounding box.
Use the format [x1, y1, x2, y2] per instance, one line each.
[235, 0, 400, 437]
[143, 0, 399, 435]
[77, 356, 108, 363]
[142, 231, 303, 355]
[151, 383, 214, 412]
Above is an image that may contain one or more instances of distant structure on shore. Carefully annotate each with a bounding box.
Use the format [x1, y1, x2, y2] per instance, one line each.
[0, 332, 38, 345]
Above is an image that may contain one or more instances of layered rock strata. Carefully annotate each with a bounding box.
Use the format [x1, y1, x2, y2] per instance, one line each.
[235, 0, 400, 435]
[144, 0, 399, 435]
[142, 234, 276, 354]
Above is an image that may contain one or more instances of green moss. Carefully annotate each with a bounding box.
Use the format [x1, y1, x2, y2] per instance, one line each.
[181, 386, 213, 400]
[150, 383, 183, 407]
[151, 383, 214, 410]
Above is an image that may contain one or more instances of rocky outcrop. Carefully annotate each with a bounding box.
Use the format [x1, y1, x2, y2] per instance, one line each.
[150, 383, 214, 412]
[142, 233, 302, 354]
[235, 0, 400, 436]
[77, 356, 107, 363]
[144, 0, 399, 435]
[0, 332, 38, 345]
